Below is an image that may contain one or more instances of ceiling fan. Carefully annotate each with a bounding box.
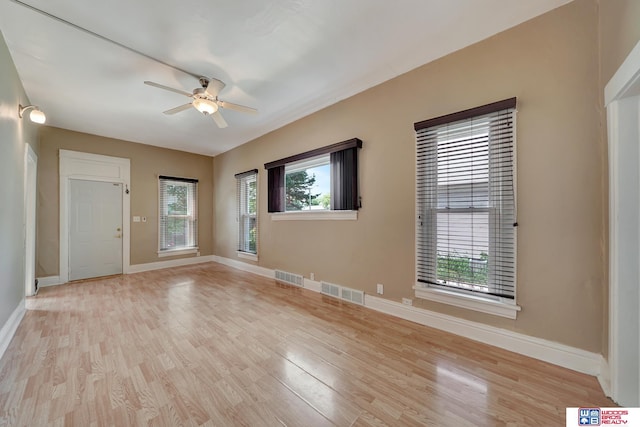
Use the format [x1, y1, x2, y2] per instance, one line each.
[144, 77, 257, 128]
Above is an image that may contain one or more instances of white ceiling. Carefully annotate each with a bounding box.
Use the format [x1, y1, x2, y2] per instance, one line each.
[1, 0, 570, 156]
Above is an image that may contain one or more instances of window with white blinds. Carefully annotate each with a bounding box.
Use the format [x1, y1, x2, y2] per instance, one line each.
[415, 98, 517, 300]
[236, 169, 258, 255]
[158, 176, 198, 253]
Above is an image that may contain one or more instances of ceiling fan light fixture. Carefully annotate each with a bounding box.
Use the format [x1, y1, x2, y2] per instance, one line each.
[193, 98, 218, 115]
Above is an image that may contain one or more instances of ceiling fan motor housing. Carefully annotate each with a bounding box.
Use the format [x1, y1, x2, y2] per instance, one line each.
[198, 77, 210, 88]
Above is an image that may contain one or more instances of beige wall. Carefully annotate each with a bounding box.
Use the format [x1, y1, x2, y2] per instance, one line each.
[37, 127, 213, 277]
[0, 31, 40, 329]
[599, 0, 640, 85]
[214, 0, 606, 352]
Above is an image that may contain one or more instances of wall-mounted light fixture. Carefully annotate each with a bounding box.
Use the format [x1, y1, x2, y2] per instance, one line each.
[19, 104, 46, 124]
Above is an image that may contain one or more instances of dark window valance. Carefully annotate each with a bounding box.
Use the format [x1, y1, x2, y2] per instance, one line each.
[159, 175, 199, 184]
[264, 138, 362, 170]
[234, 169, 259, 179]
[414, 98, 516, 131]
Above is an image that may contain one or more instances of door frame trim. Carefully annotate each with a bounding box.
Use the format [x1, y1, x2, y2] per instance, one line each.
[59, 150, 130, 283]
[605, 39, 640, 405]
[24, 143, 37, 296]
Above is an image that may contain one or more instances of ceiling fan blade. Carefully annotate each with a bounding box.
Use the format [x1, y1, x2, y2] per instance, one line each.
[144, 81, 192, 97]
[163, 103, 193, 115]
[211, 111, 228, 128]
[204, 78, 226, 98]
[219, 100, 258, 115]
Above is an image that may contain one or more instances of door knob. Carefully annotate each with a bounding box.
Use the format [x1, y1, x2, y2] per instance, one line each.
[115, 233, 122, 238]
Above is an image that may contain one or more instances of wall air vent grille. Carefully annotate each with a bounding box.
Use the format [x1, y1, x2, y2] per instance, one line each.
[275, 270, 304, 287]
[321, 281, 364, 306]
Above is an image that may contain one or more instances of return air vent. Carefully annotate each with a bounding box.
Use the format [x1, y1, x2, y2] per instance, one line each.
[275, 270, 304, 287]
[321, 281, 364, 306]
[341, 287, 364, 305]
[321, 281, 340, 297]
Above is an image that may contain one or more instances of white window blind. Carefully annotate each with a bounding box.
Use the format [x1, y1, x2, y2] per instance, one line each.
[236, 170, 258, 254]
[159, 176, 198, 253]
[415, 98, 517, 299]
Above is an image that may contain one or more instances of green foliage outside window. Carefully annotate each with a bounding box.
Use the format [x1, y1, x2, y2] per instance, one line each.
[318, 193, 331, 209]
[437, 252, 488, 286]
[167, 184, 187, 214]
[166, 184, 189, 246]
[286, 171, 320, 211]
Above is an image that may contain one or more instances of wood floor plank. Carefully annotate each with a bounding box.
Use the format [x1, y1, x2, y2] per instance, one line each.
[0, 262, 613, 426]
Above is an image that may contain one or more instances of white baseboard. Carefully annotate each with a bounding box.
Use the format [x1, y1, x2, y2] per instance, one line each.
[0, 300, 25, 360]
[37, 276, 62, 287]
[211, 255, 274, 279]
[211, 255, 604, 378]
[37, 257, 217, 287]
[598, 356, 612, 398]
[128, 255, 216, 273]
[364, 294, 602, 376]
[303, 278, 322, 293]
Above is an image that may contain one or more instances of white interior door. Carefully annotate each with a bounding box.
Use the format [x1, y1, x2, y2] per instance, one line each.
[69, 179, 123, 281]
[24, 144, 37, 296]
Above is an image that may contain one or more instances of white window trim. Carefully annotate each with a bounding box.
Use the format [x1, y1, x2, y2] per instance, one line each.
[414, 285, 521, 319]
[414, 101, 518, 316]
[237, 251, 258, 261]
[237, 172, 258, 256]
[157, 248, 199, 258]
[284, 154, 331, 213]
[239, 210, 257, 252]
[158, 177, 198, 253]
[285, 154, 329, 174]
[271, 210, 357, 221]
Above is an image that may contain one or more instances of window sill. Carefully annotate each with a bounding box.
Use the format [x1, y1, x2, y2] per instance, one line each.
[237, 251, 258, 261]
[414, 285, 521, 319]
[157, 248, 199, 258]
[271, 210, 357, 221]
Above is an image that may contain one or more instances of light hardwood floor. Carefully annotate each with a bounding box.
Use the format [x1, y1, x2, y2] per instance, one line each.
[0, 262, 612, 426]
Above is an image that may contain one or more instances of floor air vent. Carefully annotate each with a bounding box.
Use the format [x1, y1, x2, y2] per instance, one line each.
[275, 270, 304, 287]
[321, 281, 364, 306]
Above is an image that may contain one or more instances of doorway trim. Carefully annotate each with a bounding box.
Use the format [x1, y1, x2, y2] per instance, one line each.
[605, 39, 640, 405]
[59, 150, 130, 283]
[24, 144, 37, 296]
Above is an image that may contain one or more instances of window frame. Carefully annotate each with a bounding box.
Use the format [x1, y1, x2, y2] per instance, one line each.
[265, 138, 362, 220]
[236, 169, 259, 260]
[158, 176, 199, 257]
[414, 98, 521, 319]
[284, 154, 330, 212]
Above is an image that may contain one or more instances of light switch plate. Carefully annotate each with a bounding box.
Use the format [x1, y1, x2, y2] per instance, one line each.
[133, 216, 140, 222]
